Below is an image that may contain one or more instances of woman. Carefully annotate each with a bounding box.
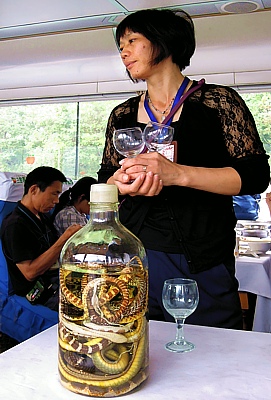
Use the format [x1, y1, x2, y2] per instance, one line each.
[98, 9, 270, 329]
[52, 176, 97, 236]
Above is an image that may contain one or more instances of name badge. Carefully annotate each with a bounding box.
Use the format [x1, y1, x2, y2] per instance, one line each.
[158, 141, 177, 162]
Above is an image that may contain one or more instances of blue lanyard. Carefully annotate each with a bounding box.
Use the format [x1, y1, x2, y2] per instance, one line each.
[144, 76, 190, 126]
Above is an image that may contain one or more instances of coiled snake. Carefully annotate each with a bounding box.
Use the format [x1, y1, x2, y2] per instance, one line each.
[58, 256, 149, 397]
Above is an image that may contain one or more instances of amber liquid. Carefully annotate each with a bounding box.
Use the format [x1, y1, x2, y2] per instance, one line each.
[58, 263, 149, 397]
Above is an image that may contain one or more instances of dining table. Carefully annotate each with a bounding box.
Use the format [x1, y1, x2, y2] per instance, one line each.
[235, 252, 271, 333]
[0, 320, 271, 400]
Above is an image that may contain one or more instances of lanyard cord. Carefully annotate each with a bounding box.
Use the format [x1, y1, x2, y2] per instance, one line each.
[17, 205, 51, 247]
[144, 76, 190, 126]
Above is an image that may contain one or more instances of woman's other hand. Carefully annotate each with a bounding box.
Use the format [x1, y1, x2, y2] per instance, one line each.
[108, 156, 163, 197]
[119, 152, 179, 187]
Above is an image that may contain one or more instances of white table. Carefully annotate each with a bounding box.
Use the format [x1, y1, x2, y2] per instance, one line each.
[236, 254, 271, 332]
[1, 321, 271, 400]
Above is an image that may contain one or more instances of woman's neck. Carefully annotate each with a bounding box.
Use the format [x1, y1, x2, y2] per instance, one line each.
[141, 71, 191, 124]
[148, 80, 184, 104]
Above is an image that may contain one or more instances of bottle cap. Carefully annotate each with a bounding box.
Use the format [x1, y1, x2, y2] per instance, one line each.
[89, 183, 118, 203]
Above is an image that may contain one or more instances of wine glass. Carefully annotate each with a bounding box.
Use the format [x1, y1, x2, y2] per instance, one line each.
[113, 127, 145, 158]
[143, 121, 174, 153]
[162, 278, 199, 353]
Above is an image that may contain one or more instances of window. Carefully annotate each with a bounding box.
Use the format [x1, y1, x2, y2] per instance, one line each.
[0, 100, 120, 180]
[0, 92, 270, 180]
[241, 92, 271, 157]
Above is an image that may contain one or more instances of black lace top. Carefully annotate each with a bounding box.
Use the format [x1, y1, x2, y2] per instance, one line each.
[98, 82, 270, 273]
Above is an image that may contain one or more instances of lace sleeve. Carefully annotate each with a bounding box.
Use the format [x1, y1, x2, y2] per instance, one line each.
[98, 96, 141, 182]
[101, 110, 122, 168]
[198, 85, 266, 158]
[193, 84, 269, 193]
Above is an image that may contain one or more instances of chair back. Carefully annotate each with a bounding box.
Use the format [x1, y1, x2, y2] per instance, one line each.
[0, 172, 26, 295]
[0, 172, 58, 343]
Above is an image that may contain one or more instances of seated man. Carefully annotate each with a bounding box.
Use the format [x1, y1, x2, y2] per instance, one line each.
[233, 194, 261, 220]
[0, 166, 81, 311]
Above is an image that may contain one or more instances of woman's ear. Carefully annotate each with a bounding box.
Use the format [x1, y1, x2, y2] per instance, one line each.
[78, 194, 86, 202]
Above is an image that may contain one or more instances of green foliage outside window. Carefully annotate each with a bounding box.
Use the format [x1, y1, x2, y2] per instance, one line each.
[241, 93, 271, 156]
[0, 100, 120, 180]
[0, 92, 270, 180]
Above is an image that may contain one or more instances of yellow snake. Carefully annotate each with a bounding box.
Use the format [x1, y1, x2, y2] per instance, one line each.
[58, 256, 148, 396]
[59, 334, 148, 397]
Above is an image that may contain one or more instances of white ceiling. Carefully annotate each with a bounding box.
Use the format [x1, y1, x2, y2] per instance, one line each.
[1, 0, 271, 38]
[0, 0, 271, 101]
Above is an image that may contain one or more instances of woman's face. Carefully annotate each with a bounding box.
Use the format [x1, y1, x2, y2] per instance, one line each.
[81, 199, 90, 215]
[77, 198, 90, 215]
[119, 30, 154, 80]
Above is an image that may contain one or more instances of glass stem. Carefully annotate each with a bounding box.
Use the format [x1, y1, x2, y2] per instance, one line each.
[175, 318, 185, 345]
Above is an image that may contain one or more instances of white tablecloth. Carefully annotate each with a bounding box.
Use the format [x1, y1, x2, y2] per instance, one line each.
[0, 321, 271, 400]
[236, 253, 271, 332]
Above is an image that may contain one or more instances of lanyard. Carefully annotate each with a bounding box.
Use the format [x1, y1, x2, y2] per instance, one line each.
[18, 204, 52, 247]
[144, 76, 190, 126]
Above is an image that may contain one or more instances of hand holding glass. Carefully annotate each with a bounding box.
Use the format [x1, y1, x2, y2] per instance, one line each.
[113, 127, 145, 158]
[143, 121, 174, 152]
[162, 278, 199, 353]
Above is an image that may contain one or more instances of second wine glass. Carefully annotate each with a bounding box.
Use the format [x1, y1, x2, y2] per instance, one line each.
[143, 121, 174, 153]
[113, 127, 145, 158]
[162, 278, 199, 353]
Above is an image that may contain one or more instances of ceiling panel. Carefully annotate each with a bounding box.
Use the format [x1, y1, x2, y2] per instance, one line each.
[0, 0, 270, 99]
[0, 0, 127, 27]
[0, 0, 270, 39]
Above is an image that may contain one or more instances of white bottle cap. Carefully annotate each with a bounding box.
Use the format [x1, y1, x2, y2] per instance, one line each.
[89, 183, 118, 203]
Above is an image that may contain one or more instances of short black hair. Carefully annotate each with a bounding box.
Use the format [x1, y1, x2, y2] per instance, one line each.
[116, 8, 196, 81]
[68, 176, 97, 202]
[51, 176, 97, 219]
[24, 166, 67, 195]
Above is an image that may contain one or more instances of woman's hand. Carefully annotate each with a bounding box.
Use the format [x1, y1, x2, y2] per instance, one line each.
[108, 154, 165, 196]
[117, 152, 242, 195]
[120, 152, 179, 187]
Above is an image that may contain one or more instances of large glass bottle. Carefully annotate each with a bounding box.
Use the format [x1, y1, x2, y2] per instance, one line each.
[58, 183, 149, 397]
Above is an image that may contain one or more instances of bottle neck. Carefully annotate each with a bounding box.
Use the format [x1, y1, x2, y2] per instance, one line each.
[89, 202, 119, 223]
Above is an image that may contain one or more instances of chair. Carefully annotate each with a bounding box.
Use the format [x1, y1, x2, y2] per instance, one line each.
[0, 172, 58, 343]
